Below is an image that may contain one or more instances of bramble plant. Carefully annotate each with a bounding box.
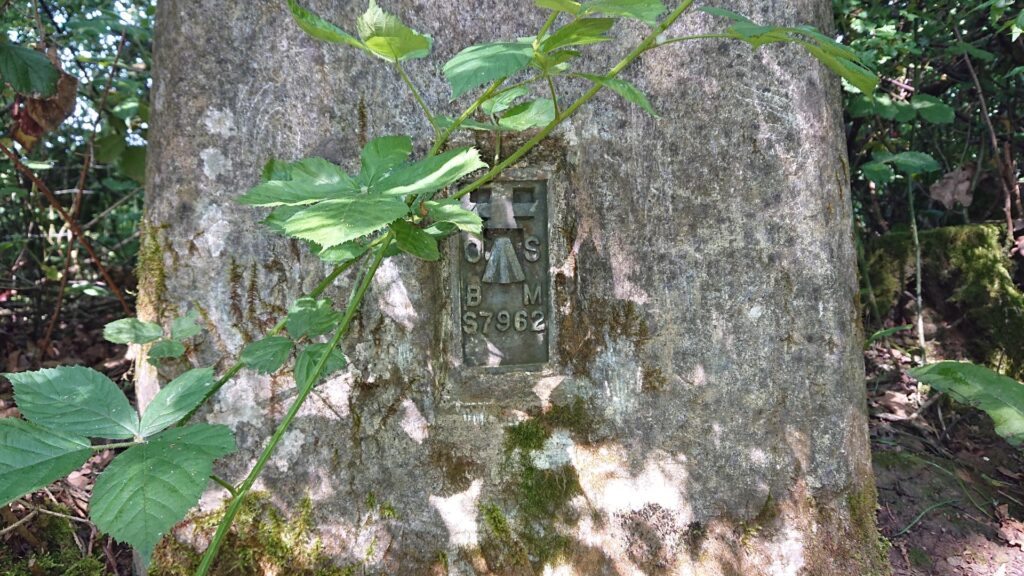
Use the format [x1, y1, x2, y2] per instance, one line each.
[0, 0, 879, 571]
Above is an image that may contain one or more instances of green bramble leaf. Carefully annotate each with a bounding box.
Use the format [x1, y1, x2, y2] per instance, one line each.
[294, 344, 347, 388]
[147, 339, 186, 365]
[541, 18, 615, 52]
[139, 368, 216, 437]
[889, 151, 941, 175]
[435, 116, 506, 132]
[239, 157, 358, 207]
[697, 6, 752, 22]
[240, 336, 293, 374]
[579, 73, 658, 117]
[911, 94, 955, 124]
[356, 0, 432, 62]
[443, 40, 535, 100]
[287, 298, 343, 340]
[860, 161, 894, 185]
[314, 241, 370, 264]
[0, 42, 60, 96]
[391, 219, 441, 261]
[280, 196, 410, 249]
[171, 310, 203, 341]
[909, 361, 1024, 446]
[498, 99, 556, 131]
[535, 0, 581, 14]
[104, 318, 164, 344]
[287, 0, 365, 50]
[90, 424, 235, 563]
[481, 86, 530, 116]
[582, 0, 666, 25]
[425, 200, 483, 235]
[0, 418, 91, 507]
[359, 135, 413, 186]
[373, 147, 488, 198]
[7, 366, 140, 439]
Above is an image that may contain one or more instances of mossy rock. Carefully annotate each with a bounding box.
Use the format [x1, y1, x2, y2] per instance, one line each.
[150, 492, 350, 576]
[865, 224, 1024, 377]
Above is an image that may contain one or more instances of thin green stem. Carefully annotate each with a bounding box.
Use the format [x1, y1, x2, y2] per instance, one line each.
[893, 499, 957, 537]
[492, 114, 502, 165]
[195, 237, 392, 576]
[182, 253, 365, 425]
[395, 61, 440, 137]
[429, 78, 505, 156]
[653, 33, 731, 47]
[209, 475, 237, 496]
[90, 440, 139, 452]
[536, 11, 559, 44]
[547, 75, 560, 115]
[454, 0, 698, 202]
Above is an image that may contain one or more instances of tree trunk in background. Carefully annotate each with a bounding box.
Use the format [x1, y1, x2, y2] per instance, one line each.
[142, 1, 887, 574]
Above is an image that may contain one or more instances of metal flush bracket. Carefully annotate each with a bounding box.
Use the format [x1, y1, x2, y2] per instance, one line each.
[457, 180, 550, 367]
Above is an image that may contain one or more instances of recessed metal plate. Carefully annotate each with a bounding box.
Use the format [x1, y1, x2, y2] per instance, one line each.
[458, 181, 549, 367]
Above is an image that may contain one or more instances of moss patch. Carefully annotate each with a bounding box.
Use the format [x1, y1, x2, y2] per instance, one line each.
[150, 493, 349, 576]
[136, 221, 170, 321]
[0, 506, 107, 576]
[484, 399, 597, 571]
[866, 224, 1024, 377]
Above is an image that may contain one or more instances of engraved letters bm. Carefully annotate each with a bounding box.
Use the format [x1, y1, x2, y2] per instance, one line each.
[458, 181, 549, 367]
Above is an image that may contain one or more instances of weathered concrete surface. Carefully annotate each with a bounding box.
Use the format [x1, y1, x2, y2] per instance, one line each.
[143, 1, 886, 574]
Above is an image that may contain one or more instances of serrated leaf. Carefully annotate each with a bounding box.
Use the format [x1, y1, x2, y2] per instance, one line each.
[443, 40, 535, 100]
[147, 339, 187, 365]
[90, 424, 235, 561]
[240, 336, 292, 375]
[579, 73, 657, 117]
[582, 0, 666, 24]
[281, 196, 410, 249]
[0, 418, 91, 507]
[910, 362, 1024, 446]
[861, 161, 894, 185]
[791, 25, 859, 61]
[541, 18, 615, 52]
[392, 219, 441, 261]
[482, 86, 530, 116]
[315, 241, 370, 263]
[294, 344, 347, 388]
[287, 0, 365, 50]
[535, 0, 581, 14]
[356, 0, 432, 62]
[239, 157, 358, 207]
[287, 298, 343, 339]
[803, 43, 878, 95]
[890, 151, 940, 175]
[104, 318, 164, 344]
[911, 94, 954, 124]
[139, 368, 216, 437]
[498, 99, 556, 131]
[373, 147, 487, 198]
[360, 135, 413, 186]
[425, 200, 483, 235]
[170, 310, 202, 341]
[8, 366, 140, 439]
[0, 42, 60, 96]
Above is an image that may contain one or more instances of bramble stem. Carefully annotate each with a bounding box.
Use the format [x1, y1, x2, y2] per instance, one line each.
[454, 0, 698, 201]
[395, 61, 441, 137]
[430, 78, 505, 156]
[209, 475, 237, 496]
[195, 236, 392, 576]
[547, 76, 560, 115]
[90, 441, 139, 452]
[537, 11, 559, 42]
[653, 33, 731, 47]
[182, 253, 365, 425]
